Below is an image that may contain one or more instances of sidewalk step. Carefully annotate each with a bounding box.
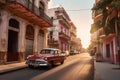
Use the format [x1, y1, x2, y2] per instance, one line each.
[0, 62, 27, 74]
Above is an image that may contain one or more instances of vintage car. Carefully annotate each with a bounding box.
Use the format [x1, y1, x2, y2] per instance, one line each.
[26, 48, 66, 68]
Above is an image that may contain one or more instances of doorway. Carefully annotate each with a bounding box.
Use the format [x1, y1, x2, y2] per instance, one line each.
[7, 18, 19, 62]
[106, 44, 110, 58]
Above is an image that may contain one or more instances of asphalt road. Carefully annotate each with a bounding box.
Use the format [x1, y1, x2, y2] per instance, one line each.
[0, 53, 94, 80]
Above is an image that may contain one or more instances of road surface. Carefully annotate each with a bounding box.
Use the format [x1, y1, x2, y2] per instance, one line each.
[0, 53, 94, 80]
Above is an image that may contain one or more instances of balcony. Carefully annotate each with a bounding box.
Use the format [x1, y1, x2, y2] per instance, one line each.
[99, 28, 115, 41]
[48, 39, 59, 46]
[90, 24, 98, 34]
[0, 0, 52, 27]
[71, 37, 77, 44]
[57, 15, 70, 28]
[59, 31, 70, 40]
[70, 30, 76, 37]
[95, 10, 102, 17]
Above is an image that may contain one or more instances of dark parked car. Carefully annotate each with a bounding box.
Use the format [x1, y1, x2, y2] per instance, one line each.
[70, 50, 76, 55]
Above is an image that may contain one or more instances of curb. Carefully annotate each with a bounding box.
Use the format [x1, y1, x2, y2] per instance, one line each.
[0, 65, 28, 74]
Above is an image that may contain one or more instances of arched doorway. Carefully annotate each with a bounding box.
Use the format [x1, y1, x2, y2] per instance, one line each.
[7, 18, 19, 62]
[25, 25, 34, 58]
[38, 29, 44, 52]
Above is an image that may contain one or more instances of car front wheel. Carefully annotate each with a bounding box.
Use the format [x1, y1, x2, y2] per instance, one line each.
[28, 65, 34, 68]
[61, 60, 64, 64]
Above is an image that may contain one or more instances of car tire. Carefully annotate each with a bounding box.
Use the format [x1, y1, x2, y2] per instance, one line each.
[28, 65, 34, 68]
[48, 61, 54, 69]
[61, 60, 64, 64]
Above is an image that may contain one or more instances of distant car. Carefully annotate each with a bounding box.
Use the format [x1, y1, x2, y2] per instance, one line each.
[26, 48, 66, 68]
[70, 50, 76, 55]
[61, 51, 69, 57]
[90, 50, 95, 56]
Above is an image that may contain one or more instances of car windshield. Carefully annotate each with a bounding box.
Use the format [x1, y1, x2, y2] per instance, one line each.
[40, 50, 55, 54]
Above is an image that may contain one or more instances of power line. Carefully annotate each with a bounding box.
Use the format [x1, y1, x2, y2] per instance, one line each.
[66, 9, 92, 11]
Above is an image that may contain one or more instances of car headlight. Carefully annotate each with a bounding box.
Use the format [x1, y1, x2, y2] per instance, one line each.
[44, 57, 48, 61]
[26, 56, 30, 60]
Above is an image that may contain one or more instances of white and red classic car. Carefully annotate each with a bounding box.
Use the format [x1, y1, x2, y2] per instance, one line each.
[26, 48, 66, 68]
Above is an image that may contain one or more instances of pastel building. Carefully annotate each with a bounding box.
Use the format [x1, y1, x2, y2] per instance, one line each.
[91, 0, 120, 64]
[70, 22, 78, 52]
[47, 6, 71, 52]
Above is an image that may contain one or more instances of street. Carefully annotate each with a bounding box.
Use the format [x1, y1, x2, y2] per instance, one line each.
[0, 53, 94, 80]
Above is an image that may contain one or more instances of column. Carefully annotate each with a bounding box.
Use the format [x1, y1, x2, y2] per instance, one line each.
[33, 26, 39, 54]
[18, 20, 26, 62]
[43, 29, 48, 48]
[0, 10, 9, 64]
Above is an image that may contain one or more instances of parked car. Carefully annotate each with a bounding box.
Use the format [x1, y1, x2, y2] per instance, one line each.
[70, 50, 76, 55]
[61, 51, 69, 57]
[26, 48, 66, 68]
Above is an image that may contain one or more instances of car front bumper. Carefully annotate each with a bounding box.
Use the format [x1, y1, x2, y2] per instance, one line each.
[26, 60, 49, 67]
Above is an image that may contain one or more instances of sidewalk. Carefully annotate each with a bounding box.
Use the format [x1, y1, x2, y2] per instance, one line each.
[0, 62, 27, 74]
[94, 61, 120, 80]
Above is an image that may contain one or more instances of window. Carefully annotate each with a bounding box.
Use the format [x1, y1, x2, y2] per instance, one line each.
[50, 31, 53, 40]
[26, 25, 34, 40]
[106, 44, 110, 58]
[61, 26, 63, 32]
[39, 1, 45, 11]
[27, 0, 35, 11]
[50, 50, 55, 54]
[9, 18, 19, 29]
[39, 29, 44, 37]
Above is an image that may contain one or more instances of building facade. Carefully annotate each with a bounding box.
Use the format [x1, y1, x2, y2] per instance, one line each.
[76, 38, 82, 53]
[0, 0, 52, 65]
[91, 0, 120, 64]
[70, 22, 78, 52]
[47, 6, 71, 52]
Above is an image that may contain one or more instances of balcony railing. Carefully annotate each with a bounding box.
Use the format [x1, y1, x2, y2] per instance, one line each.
[70, 30, 76, 36]
[48, 39, 59, 45]
[71, 37, 77, 44]
[90, 23, 98, 33]
[57, 15, 70, 28]
[99, 28, 106, 39]
[59, 31, 70, 40]
[0, 0, 53, 26]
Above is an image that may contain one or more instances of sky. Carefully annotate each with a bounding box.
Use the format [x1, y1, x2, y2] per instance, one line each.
[48, 0, 95, 48]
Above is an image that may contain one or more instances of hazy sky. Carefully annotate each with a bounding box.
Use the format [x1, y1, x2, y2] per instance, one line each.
[48, 0, 95, 48]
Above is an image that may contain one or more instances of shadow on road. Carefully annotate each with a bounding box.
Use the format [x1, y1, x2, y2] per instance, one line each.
[31, 58, 94, 80]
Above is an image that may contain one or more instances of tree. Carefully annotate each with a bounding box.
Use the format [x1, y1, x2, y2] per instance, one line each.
[92, 0, 120, 35]
[92, 0, 120, 66]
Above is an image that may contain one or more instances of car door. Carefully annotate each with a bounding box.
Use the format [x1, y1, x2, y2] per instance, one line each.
[57, 50, 63, 62]
[52, 50, 60, 63]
